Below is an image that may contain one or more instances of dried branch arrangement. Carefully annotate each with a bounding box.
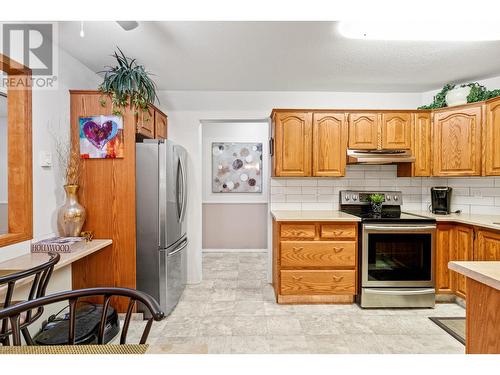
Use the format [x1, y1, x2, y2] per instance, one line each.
[52, 127, 81, 186]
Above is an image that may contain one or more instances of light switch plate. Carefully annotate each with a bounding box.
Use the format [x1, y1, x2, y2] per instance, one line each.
[39, 151, 52, 167]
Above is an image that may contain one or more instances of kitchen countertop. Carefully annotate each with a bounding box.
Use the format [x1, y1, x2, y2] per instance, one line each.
[405, 211, 500, 231]
[0, 239, 112, 293]
[271, 210, 361, 222]
[449, 261, 500, 291]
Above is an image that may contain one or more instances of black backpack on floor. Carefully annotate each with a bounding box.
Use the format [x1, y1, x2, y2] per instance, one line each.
[33, 303, 120, 345]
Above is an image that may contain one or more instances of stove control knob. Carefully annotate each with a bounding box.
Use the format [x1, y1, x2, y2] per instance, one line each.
[344, 194, 350, 201]
[386, 195, 391, 201]
[352, 195, 358, 201]
[393, 195, 399, 201]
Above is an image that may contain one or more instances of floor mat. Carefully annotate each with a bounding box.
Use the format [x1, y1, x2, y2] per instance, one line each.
[429, 317, 465, 345]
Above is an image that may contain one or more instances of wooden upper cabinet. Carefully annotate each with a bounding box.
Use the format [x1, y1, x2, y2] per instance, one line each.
[381, 113, 411, 150]
[432, 105, 482, 176]
[475, 230, 500, 261]
[312, 113, 347, 177]
[413, 112, 432, 176]
[454, 225, 474, 299]
[435, 224, 455, 294]
[273, 112, 313, 177]
[485, 97, 500, 176]
[136, 106, 155, 138]
[155, 110, 168, 139]
[348, 113, 379, 150]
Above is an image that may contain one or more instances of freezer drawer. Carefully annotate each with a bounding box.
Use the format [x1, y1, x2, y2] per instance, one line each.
[159, 237, 188, 316]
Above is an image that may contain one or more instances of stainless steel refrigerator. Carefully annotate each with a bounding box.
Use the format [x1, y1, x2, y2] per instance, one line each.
[136, 140, 188, 317]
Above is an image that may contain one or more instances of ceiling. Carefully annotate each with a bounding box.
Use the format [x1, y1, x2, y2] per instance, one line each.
[59, 21, 500, 92]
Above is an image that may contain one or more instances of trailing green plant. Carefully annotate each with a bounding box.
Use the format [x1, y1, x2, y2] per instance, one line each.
[418, 83, 455, 109]
[369, 194, 385, 204]
[418, 81, 500, 110]
[98, 47, 159, 115]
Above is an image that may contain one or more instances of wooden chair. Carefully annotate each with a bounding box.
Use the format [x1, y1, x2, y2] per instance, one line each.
[0, 252, 60, 345]
[0, 287, 165, 346]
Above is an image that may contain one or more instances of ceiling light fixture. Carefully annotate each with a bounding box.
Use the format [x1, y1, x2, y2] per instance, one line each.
[116, 21, 139, 31]
[338, 21, 500, 41]
[79, 21, 85, 38]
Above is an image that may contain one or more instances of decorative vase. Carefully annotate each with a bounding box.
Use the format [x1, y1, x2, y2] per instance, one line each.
[371, 202, 382, 215]
[445, 86, 471, 107]
[57, 184, 86, 237]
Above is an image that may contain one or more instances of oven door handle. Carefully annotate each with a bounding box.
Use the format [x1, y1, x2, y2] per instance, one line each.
[364, 288, 435, 296]
[363, 225, 436, 232]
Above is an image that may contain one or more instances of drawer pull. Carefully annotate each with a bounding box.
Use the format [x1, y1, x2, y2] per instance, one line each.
[292, 276, 303, 281]
[332, 247, 344, 253]
[292, 246, 303, 252]
[332, 276, 344, 282]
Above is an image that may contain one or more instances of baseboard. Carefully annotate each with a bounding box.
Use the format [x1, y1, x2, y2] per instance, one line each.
[202, 248, 267, 253]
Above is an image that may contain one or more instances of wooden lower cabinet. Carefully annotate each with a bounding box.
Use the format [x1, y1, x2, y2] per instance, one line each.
[273, 220, 358, 304]
[466, 278, 500, 354]
[454, 225, 474, 299]
[435, 224, 500, 300]
[435, 224, 455, 294]
[475, 229, 500, 260]
[280, 241, 356, 268]
[281, 270, 356, 295]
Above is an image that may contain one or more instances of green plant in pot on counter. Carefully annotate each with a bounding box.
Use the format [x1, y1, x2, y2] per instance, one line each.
[98, 47, 159, 115]
[369, 193, 385, 215]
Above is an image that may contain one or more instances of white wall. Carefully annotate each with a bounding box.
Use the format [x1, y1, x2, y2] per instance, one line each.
[202, 121, 269, 203]
[0, 48, 101, 263]
[0, 112, 6, 235]
[158, 90, 423, 283]
[201, 120, 269, 250]
[0, 115, 7, 203]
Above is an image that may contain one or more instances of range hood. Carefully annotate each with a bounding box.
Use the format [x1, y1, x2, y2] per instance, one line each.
[347, 149, 416, 164]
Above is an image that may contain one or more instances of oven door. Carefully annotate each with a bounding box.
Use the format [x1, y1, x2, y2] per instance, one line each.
[362, 223, 435, 288]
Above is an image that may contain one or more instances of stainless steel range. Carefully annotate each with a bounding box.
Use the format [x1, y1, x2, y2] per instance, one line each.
[339, 190, 436, 308]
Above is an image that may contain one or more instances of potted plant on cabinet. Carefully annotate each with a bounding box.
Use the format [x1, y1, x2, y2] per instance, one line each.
[98, 47, 159, 115]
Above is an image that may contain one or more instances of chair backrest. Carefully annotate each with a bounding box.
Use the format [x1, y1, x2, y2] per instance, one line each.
[0, 252, 60, 342]
[0, 287, 165, 346]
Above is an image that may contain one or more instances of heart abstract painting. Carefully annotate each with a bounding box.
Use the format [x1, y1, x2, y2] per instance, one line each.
[79, 115, 124, 159]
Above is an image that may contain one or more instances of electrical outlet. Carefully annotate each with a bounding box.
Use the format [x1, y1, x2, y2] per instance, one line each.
[39, 151, 52, 168]
[471, 189, 482, 198]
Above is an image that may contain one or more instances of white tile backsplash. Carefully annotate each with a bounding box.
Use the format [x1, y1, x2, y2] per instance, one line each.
[270, 165, 500, 214]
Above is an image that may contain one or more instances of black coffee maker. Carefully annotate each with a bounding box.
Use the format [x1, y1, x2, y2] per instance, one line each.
[431, 187, 452, 214]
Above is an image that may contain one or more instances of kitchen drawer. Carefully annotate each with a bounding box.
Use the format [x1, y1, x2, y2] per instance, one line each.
[280, 224, 316, 239]
[280, 270, 356, 295]
[321, 223, 356, 240]
[280, 241, 356, 268]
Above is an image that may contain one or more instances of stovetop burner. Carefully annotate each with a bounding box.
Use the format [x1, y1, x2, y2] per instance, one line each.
[339, 190, 436, 224]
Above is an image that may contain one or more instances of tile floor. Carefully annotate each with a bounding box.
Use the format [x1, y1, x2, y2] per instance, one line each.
[126, 252, 466, 354]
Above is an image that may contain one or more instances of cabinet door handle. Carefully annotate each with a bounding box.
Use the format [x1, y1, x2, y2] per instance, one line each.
[292, 246, 303, 252]
[292, 276, 303, 281]
[332, 247, 344, 253]
[332, 275, 344, 282]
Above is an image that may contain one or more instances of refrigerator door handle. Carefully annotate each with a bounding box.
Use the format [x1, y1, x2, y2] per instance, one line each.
[176, 158, 182, 222]
[168, 238, 188, 257]
[179, 155, 187, 223]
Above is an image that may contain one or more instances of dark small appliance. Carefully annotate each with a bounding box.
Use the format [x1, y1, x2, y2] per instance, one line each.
[431, 187, 452, 215]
